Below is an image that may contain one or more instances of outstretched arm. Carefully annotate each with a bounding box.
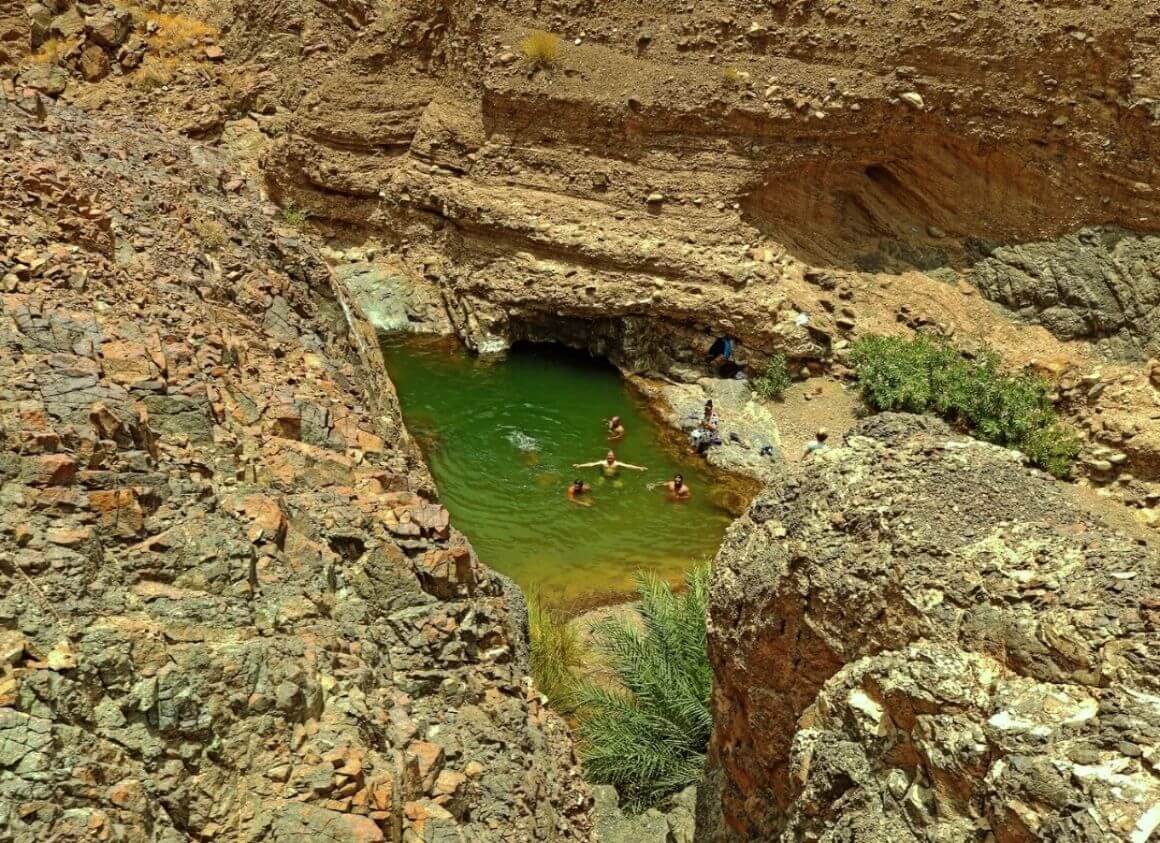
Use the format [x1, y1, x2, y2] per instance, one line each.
[573, 461, 604, 468]
[617, 461, 647, 471]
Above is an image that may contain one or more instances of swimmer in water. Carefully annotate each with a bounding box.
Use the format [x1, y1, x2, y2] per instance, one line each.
[607, 415, 625, 440]
[566, 478, 593, 506]
[651, 474, 692, 501]
[574, 450, 647, 477]
[667, 474, 692, 500]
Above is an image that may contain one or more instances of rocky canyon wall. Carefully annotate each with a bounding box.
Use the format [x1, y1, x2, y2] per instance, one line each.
[6, 0, 1160, 839]
[0, 97, 589, 841]
[703, 414, 1158, 841]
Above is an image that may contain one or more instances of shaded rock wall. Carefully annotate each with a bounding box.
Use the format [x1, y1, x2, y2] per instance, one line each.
[704, 414, 1158, 840]
[969, 227, 1160, 358]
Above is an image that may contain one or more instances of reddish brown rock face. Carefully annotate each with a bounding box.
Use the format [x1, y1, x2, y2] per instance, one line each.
[703, 415, 1158, 841]
[0, 101, 590, 841]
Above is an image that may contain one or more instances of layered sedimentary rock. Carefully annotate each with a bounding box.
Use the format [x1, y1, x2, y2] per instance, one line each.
[704, 414, 1158, 840]
[254, 0, 1160, 354]
[11, 0, 1160, 490]
[0, 99, 589, 841]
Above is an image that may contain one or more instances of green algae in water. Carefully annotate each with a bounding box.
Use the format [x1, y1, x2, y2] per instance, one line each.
[381, 335, 735, 601]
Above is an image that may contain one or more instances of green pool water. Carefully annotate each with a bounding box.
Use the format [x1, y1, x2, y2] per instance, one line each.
[381, 335, 738, 602]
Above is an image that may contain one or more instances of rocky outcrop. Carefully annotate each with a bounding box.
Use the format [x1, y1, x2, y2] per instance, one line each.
[704, 414, 1158, 840]
[969, 227, 1160, 359]
[0, 98, 589, 840]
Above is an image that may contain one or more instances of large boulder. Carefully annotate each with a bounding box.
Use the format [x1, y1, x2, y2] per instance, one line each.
[703, 414, 1158, 841]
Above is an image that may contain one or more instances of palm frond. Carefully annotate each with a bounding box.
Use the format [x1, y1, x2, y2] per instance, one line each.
[575, 561, 714, 809]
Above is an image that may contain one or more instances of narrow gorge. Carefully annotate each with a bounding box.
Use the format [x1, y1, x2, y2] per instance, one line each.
[2, 0, 1159, 840]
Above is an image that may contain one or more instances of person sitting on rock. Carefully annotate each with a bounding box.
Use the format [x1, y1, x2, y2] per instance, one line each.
[706, 332, 740, 377]
[689, 425, 711, 455]
[567, 478, 593, 506]
[607, 415, 625, 440]
[574, 450, 647, 477]
[803, 429, 829, 459]
[702, 399, 719, 432]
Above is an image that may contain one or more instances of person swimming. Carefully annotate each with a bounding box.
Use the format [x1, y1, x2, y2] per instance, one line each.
[648, 473, 692, 500]
[574, 450, 647, 477]
[567, 478, 593, 506]
[607, 415, 625, 439]
[666, 473, 691, 500]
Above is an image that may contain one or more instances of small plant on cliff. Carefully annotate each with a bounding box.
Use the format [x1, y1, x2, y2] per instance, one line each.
[850, 334, 1081, 478]
[721, 66, 745, 88]
[573, 564, 712, 808]
[752, 353, 791, 400]
[528, 593, 584, 713]
[193, 217, 228, 249]
[520, 30, 563, 69]
[281, 205, 308, 227]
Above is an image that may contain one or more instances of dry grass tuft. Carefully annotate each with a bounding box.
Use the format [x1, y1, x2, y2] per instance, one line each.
[124, 6, 218, 55]
[27, 37, 73, 66]
[520, 30, 562, 68]
[131, 56, 179, 90]
[193, 217, 228, 249]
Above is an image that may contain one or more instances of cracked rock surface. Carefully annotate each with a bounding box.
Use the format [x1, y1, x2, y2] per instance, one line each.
[0, 101, 590, 842]
[704, 414, 1158, 841]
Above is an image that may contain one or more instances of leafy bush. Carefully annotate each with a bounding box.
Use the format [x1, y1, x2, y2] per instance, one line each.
[850, 334, 1081, 478]
[752, 353, 791, 400]
[520, 30, 563, 68]
[573, 564, 712, 808]
[528, 593, 584, 713]
[281, 206, 308, 227]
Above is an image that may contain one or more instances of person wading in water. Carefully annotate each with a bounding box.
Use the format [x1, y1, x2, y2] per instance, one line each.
[574, 450, 647, 477]
[566, 478, 593, 506]
[650, 473, 691, 501]
[606, 415, 625, 440]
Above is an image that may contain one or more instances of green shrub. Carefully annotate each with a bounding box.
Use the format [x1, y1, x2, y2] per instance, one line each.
[849, 334, 1080, 478]
[528, 593, 585, 713]
[281, 206, 308, 227]
[520, 30, 562, 68]
[573, 564, 712, 809]
[752, 353, 791, 400]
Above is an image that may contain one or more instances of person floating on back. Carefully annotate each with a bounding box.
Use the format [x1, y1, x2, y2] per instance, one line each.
[567, 478, 593, 506]
[607, 415, 625, 440]
[574, 450, 647, 477]
[803, 428, 829, 459]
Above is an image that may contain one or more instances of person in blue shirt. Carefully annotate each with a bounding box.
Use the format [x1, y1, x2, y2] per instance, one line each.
[706, 334, 733, 364]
